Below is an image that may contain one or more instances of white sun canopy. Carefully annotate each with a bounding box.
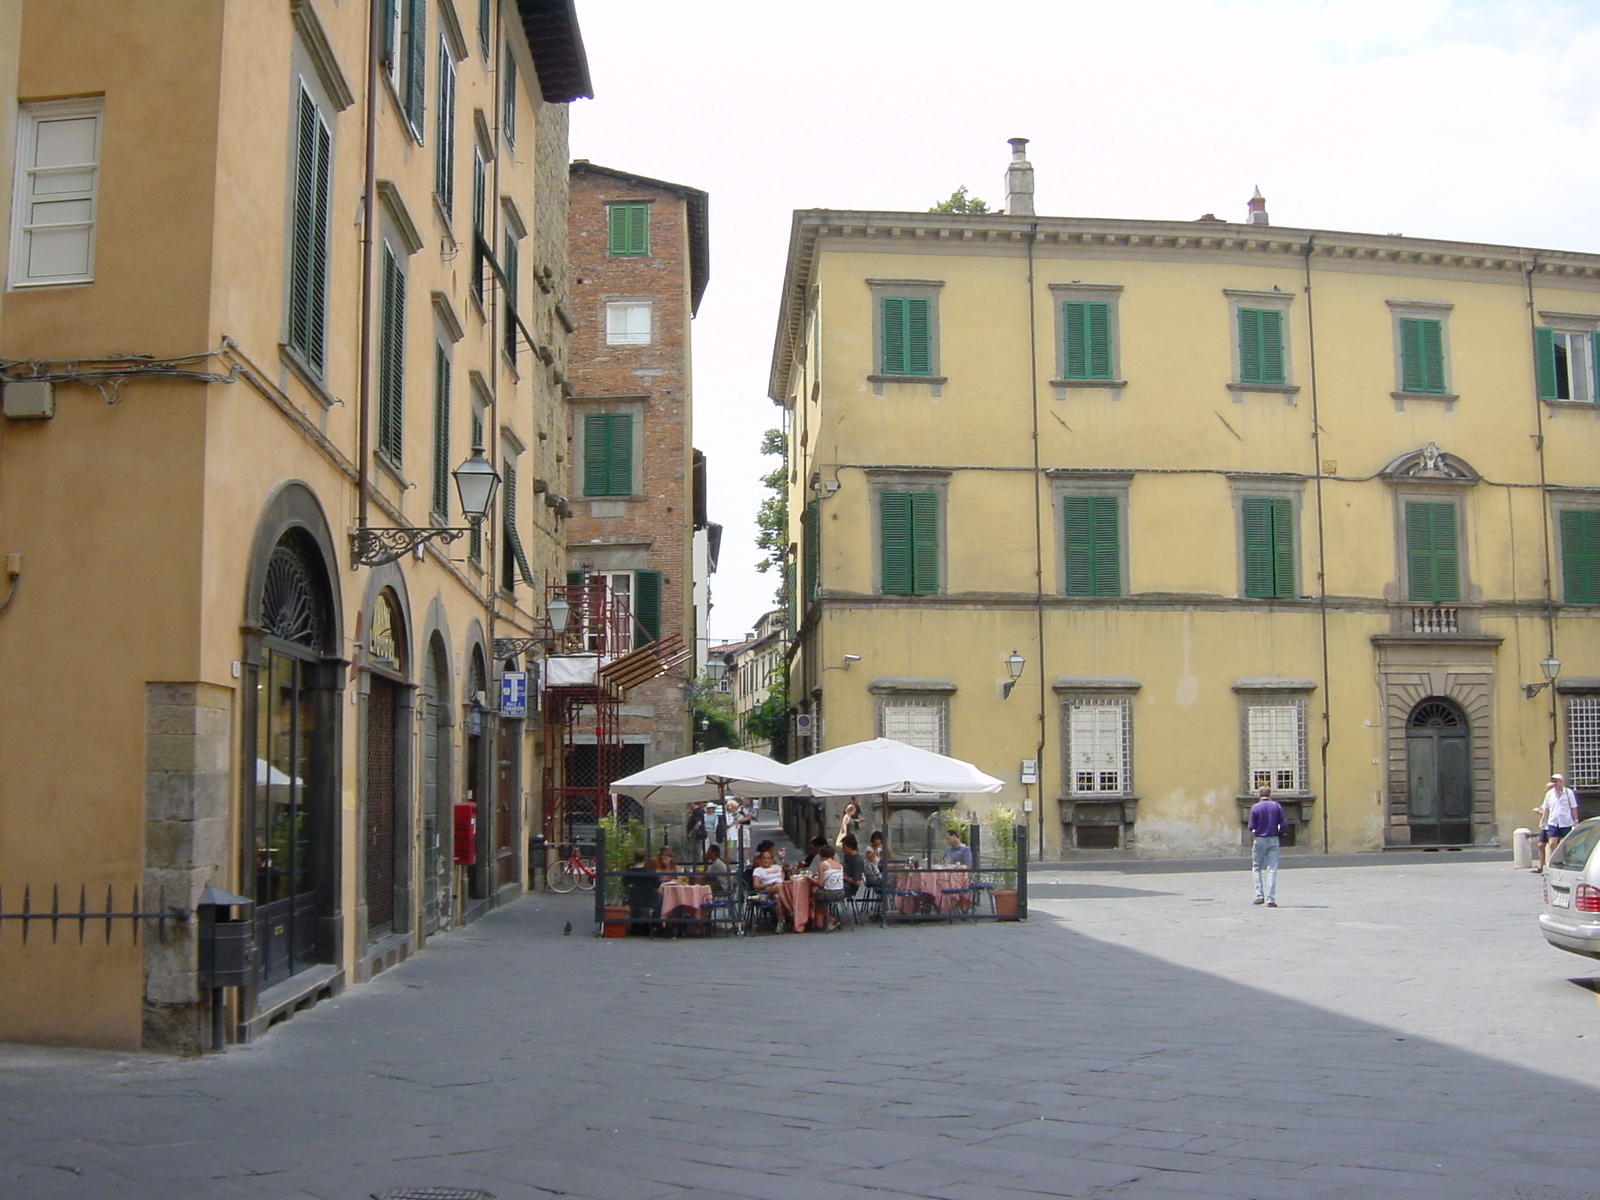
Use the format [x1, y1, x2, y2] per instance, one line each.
[609, 746, 804, 807]
[787, 738, 1004, 797]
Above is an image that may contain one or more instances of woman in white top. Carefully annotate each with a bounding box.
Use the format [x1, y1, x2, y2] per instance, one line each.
[809, 844, 846, 932]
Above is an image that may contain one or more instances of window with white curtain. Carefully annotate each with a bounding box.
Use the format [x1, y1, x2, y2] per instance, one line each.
[606, 301, 652, 346]
[1065, 697, 1130, 795]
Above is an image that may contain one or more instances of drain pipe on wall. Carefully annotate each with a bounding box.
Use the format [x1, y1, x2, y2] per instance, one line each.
[1302, 236, 1333, 854]
[1026, 220, 1047, 860]
[1523, 254, 1559, 772]
[354, 0, 382, 545]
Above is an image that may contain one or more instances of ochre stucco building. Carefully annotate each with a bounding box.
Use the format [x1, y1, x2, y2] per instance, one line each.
[0, 0, 589, 1051]
[770, 146, 1600, 861]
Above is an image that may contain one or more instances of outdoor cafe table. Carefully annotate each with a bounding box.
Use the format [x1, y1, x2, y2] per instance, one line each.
[896, 869, 972, 915]
[659, 882, 712, 918]
[776, 877, 812, 932]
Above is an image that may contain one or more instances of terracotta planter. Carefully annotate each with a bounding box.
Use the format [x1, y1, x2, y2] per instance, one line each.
[993, 888, 1019, 920]
[601, 905, 629, 938]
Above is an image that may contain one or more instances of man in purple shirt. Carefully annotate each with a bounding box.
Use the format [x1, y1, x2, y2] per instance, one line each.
[1248, 786, 1289, 907]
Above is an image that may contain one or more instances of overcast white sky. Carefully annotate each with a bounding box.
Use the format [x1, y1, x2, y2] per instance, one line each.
[568, 0, 1600, 644]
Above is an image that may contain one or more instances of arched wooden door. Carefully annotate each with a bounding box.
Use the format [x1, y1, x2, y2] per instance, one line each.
[420, 636, 452, 934]
[1406, 698, 1472, 845]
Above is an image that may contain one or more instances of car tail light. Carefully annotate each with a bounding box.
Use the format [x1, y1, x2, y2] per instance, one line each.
[1577, 884, 1600, 914]
[1544, 880, 1550, 905]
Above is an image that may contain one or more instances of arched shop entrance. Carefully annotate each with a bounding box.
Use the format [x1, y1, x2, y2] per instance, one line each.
[363, 588, 411, 944]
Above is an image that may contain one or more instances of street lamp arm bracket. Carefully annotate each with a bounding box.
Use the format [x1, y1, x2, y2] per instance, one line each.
[350, 526, 466, 568]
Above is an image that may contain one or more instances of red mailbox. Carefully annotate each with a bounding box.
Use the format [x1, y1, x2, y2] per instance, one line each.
[453, 802, 477, 865]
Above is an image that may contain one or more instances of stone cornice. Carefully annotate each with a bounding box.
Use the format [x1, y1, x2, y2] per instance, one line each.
[768, 208, 1600, 406]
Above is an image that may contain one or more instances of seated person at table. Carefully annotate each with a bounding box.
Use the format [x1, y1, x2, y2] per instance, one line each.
[650, 845, 680, 881]
[800, 835, 830, 869]
[749, 848, 787, 927]
[743, 839, 776, 888]
[808, 844, 846, 931]
[865, 831, 888, 882]
[620, 850, 661, 931]
[839, 834, 865, 898]
[942, 830, 974, 868]
[702, 844, 731, 894]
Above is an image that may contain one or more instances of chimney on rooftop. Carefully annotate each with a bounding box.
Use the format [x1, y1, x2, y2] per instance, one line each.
[1248, 186, 1269, 226]
[1005, 138, 1034, 217]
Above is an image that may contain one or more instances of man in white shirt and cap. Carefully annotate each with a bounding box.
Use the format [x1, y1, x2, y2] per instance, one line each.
[1535, 773, 1580, 873]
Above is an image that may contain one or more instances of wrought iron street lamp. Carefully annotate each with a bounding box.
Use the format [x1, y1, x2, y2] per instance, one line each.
[1002, 649, 1026, 699]
[493, 594, 574, 661]
[1523, 654, 1562, 700]
[351, 447, 501, 567]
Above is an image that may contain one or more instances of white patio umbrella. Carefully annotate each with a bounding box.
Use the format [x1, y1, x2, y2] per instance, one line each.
[787, 738, 1003, 797]
[608, 746, 804, 808]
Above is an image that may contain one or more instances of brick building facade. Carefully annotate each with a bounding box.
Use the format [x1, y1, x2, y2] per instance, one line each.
[565, 162, 709, 780]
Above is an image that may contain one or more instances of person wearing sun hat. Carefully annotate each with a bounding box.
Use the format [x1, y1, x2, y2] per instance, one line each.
[1535, 773, 1579, 873]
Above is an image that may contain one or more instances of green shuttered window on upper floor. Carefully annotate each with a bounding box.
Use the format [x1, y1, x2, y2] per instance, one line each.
[607, 203, 648, 256]
[880, 491, 938, 595]
[1241, 497, 1294, 599]
[801, 499, 821, 607]
[1535, 327, 1599, 403]
[1062, 302, 1113, 380]
[583, 412, 633, 496]
[1237, 308, 1286, 386]
[632, 569, 661, 648]
[1399, 317, 1446, 394]
[377, 245, 405, 465]
[1561, 509, 1600, 604]
[430, 344, 450, 523]
[287, 87, 332, 376]
[1405, 500, 1459, 602]
[880, 297, 932, 376]
[1063, 495, 1119, 596]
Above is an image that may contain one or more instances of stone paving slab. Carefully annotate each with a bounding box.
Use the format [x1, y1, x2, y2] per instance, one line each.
[1, 861, 1598, 1199]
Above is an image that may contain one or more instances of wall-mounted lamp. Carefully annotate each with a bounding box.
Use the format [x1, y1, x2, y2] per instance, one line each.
[352, 446, 500, 566]
[1002, 649, 1026, 699]
[705, 657, 728, 683]
[1523, 654, 1562, 700]
[495, 594, 574, 661]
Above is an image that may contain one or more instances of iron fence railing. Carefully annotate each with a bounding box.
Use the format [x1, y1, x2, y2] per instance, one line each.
[0, 884, 188, 945]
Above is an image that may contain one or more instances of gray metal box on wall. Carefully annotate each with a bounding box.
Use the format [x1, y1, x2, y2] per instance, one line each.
[2, 379, 54, 419]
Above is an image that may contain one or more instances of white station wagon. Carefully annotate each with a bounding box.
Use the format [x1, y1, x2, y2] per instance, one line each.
[1539, 817, 1600, 959]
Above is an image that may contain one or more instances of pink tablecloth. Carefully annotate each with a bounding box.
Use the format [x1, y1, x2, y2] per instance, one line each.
[777, 878, 813, 931]
[659, 883, 712, 916]
[896, 870, 973, 915]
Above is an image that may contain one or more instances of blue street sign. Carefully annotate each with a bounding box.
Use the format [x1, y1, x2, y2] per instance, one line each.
[500, 671, 527, 719]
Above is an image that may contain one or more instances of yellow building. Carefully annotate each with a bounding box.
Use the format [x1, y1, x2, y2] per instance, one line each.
[769, 144, 1600, 861]
[0, 0, 588, 1051]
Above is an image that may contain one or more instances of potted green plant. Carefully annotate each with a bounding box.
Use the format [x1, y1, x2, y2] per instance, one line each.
[597, 814, 645, 937]
[986, 807, 1021, 919]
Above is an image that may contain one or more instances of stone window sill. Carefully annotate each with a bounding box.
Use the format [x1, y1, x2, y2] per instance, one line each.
[1543, 398, 1600, 411]
[1051, 378, 1126, 389]
[1392, 390, 1458, 402]
[868, 374, 947, 385]
[1229, 382, 1299, 395]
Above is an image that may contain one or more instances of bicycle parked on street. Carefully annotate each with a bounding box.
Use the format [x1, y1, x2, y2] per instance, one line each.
[546, 842, 597, 892]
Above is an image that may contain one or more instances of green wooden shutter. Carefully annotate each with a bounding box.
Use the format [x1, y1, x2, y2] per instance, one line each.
[1406, 501, 1459, 602]
[607, 204, 647, 256]
[1561, 509, 1600, 604]
[633, 569, 661, 647]
[801, 499, 820, 605]
[1063, 302, 1112, 380]
[380, 0, 398, 70]
[377, 247, 405, 464]
[501, 44, 515, 144]
[1063, 495, 1119, 596]
[468, 408, 483, 561]
[430, 344, 450, 521]
[500, 458, 533, 591]
[478, 0, 489, 57]
[1242, 497, 1293, 598]
[880, 491, 912, 594]
[880, 297, 931, 376]
[1238, 309, 1285, 385]
[287, 88, 331, 374]
[1535, 327, 1558, 400]
[435, 42, 455, 215]
[909, 491, 938, 594]
[583, 413, 632, 496]
[503, 231, 518, 360]
[404, 0, 426, 134]
[1401, 318, 1446, 393]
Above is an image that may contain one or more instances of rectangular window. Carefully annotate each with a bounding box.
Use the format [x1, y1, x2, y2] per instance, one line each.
[1405, 500, 1459, 602]
[1237, 307, 1286, 385]
[430, 344, 450, 522]
[880, 490, 938, 595]
[1560, 509, 1600, 604]
[470, 147, 485, 302]
[583, 412, 633, 496]
[1567, 698, 1600, 787]
[1246, 702, 1306, 792]
[1066, 698, 1129, 795]
[377, 245, 406, 464]
[879, 296, 932, 376]
[879, 699, 947, 755]
[11, 98, 102, 287]
[478, 0, 490, 58]
[1062, 301, 1112, 380]
[434, 40, 455, 217]
[607, 202, 648, 256]
[502, 229, 518, 360]
[382, 0, 426, 136]
[1063, 494, 1119, 596]
[801, 499, 821, 606]
[286, 86, 332, 373]
[1535, 328, 1598, 403]
[1399, 317, 1446, 394]
[1241, 496, 1294, 599]
[605, 301, 652, 345]
[501, 455, 533, 592]
[501, 44, 516, 145]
